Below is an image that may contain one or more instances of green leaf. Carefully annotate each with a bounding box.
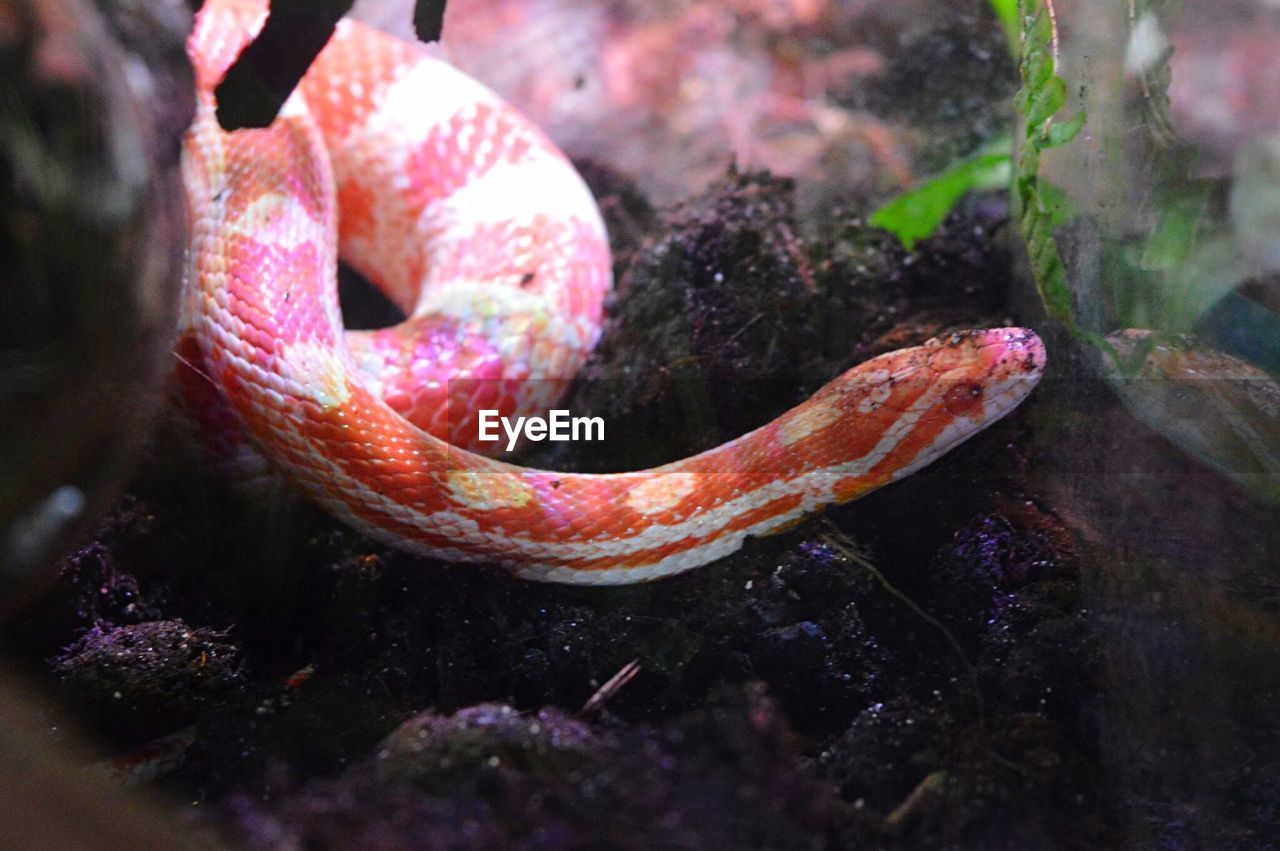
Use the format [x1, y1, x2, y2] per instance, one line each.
[1025, 74, 1066, 129]
[1139, 197, 1204, 271]
[1044, 110, 1085, 147]
[988, 0, 1019, 51]
[1161, 235, 1247, 331]
[870, 148, 1012, 250]
[1034, 177, 1076, 229]
[1022, 15, 1055, 89]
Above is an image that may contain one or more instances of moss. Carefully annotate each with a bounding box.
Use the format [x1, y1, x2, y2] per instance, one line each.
[52, 620, 242, 736]
[227, 685, 846, 849]
[375, 704, 599, 787]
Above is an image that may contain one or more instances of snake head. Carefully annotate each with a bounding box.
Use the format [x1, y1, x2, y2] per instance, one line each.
[809, 327, 1047, 497]
[918, 327, 1047, 424]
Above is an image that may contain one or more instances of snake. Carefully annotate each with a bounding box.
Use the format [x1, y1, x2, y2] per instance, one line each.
[179, 0, 1046, 586]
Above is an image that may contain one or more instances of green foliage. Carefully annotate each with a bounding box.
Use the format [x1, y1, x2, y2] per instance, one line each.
[867, 0, 1080, 267]
[1138, 193, 1207, 272]
[870, 0, 1085, 263]
[987, 0, 1020, 51]
[1012, 0, 1103, 349]
[869, 142, 1011, 250]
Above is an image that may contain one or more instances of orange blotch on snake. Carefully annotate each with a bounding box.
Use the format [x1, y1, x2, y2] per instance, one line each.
[336, 177, 378, 246]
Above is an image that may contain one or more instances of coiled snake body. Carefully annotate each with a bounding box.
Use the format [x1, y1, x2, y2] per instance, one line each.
[180, 0, 1046, 585]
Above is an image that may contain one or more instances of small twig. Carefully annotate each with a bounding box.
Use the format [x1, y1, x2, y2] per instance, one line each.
[881, 769, 947, 834]
[723, 313, 764, 347]
[579, 658, 642, 718]
[171, 346, 218, 390]
[820, 522, 984, 716]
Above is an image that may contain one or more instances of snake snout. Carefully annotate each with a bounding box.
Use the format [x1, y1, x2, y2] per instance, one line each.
[988, 327, 1046, 381]
[974, 327, 1046, 421]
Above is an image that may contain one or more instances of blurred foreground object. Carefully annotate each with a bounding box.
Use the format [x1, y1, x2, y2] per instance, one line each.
[0, 665, 215, 849]
[0, 0, 192, 595]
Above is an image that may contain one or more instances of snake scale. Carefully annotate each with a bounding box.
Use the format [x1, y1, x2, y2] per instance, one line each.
[179, 0, 1046, 585]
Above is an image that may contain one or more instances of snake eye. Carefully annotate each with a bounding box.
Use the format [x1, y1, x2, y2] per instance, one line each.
[943, 382, 984, 416]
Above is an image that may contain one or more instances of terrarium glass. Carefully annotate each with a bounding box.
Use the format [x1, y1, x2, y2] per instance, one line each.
[1020, 0, 1280, 841]
[1026, 0, 1280, 499]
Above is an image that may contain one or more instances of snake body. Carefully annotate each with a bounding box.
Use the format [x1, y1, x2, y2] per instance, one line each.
[180, 0, 1046, 585]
